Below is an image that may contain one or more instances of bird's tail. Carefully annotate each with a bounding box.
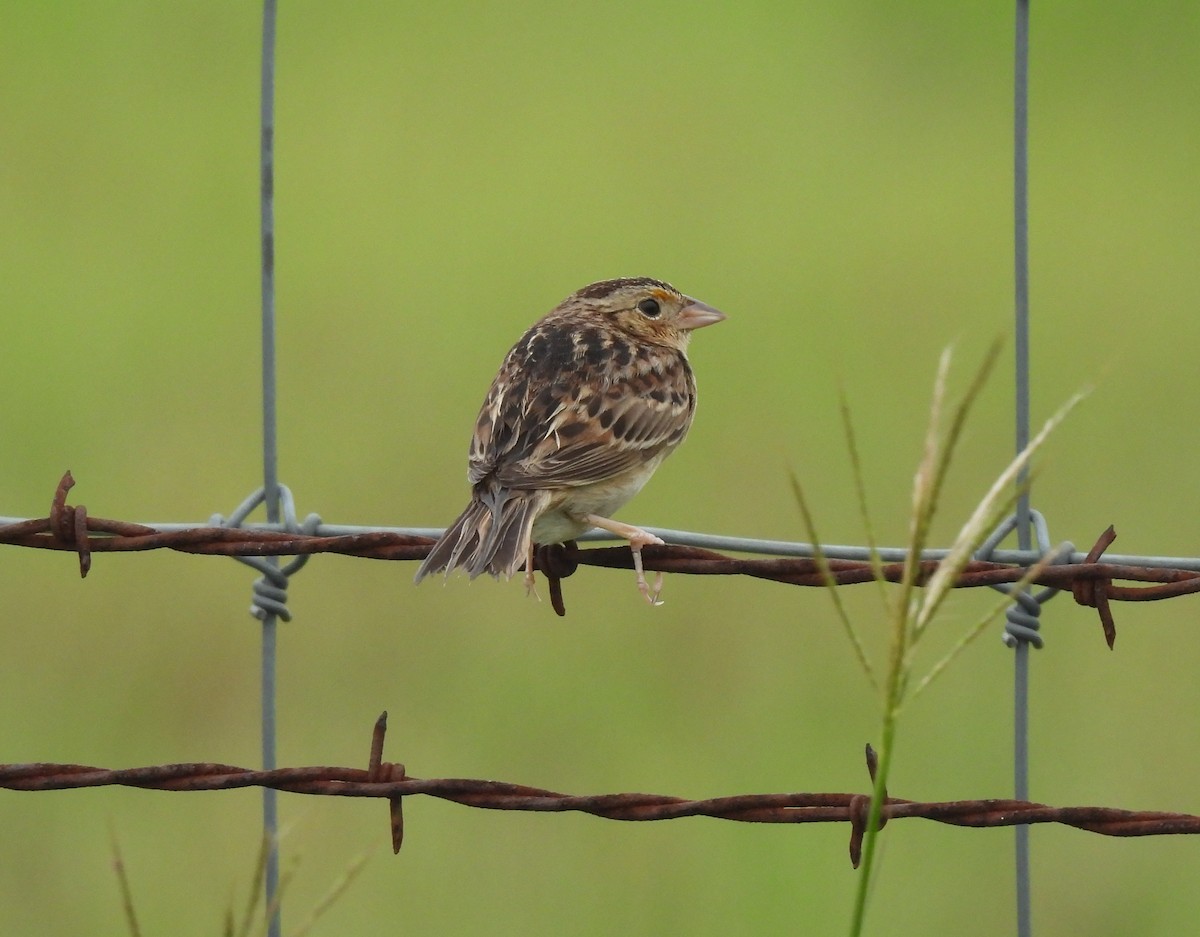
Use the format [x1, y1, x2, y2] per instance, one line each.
[414, 488, 551, 584]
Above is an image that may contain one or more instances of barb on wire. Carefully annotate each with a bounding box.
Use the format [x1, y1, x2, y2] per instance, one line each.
[847, 744, 887, 868]
[3, 714, 1199, 865]
[2, 473, 1196, 637]
[1073, 525, 1119, 649]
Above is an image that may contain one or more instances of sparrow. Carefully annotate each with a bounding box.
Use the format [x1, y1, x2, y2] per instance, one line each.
[414, 276, 725, 604]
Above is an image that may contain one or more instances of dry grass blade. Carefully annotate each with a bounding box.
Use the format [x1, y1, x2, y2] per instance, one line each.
[923, 338, 1004, 540]
[231, 834, 272, 937]
[791, 472, 877, 688]
[912, 391, 1084, 639]
[907, 542, 1070, 705]
[851, 343, 1080, 937]
[258, 864, 295, 937]
[109, 827, 143, 937]
[287, 848, 376, 937]
[852, 347, 963, 937]
[839, 389, 888, 605]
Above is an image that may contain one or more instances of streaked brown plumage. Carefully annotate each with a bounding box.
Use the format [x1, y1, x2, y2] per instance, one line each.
[414, 276, 725, 603]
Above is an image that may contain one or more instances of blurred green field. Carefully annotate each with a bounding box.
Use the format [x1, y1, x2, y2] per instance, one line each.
[3, 3, 1199, 935]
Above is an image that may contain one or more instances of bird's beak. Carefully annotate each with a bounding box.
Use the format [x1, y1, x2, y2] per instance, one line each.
[676, 298, 727, 331]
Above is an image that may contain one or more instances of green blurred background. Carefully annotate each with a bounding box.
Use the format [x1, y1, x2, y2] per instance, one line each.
[3, 2, 1199, 934]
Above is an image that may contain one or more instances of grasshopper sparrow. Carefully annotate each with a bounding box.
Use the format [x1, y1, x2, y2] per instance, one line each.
[415, 277, 725, 604]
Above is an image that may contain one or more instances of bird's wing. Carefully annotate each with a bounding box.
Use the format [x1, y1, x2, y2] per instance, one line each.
[468, 322, 696, 491]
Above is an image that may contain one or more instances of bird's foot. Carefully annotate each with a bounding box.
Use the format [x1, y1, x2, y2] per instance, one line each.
[583, 515, 666, 606]
[627, 529, 666, 606]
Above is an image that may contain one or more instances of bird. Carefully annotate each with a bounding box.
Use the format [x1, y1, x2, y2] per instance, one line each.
[414, 276, 725, 604]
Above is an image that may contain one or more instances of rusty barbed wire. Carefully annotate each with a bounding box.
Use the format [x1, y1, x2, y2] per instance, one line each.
[4, 714, 1198, 866]
[4, 472, 1200, 639]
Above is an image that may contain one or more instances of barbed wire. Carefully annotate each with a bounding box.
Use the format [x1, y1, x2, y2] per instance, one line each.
[3, 472, 1199, 640]
[4, 714, 1197, 868]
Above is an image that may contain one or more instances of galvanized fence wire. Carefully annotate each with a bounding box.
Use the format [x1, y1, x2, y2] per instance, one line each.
[6, 715, 1200, 871]
[256, 3, 283, 933]
[1011, 5, 1034, 928]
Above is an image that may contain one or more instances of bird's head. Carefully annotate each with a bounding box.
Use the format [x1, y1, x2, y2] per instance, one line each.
[562, 277, 725, 349]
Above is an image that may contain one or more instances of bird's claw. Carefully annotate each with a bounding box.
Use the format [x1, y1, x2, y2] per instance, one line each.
[637, 569, 665, 606]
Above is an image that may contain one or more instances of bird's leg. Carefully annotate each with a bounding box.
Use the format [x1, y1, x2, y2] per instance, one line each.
[524, 537, 540, 600]
[581, 514, 665, 606]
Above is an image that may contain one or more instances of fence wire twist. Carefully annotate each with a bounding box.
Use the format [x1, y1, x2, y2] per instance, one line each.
[6, 714, 1199, 869]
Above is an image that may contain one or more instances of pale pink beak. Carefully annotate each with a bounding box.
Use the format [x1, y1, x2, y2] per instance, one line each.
[676, 298, 727, 331]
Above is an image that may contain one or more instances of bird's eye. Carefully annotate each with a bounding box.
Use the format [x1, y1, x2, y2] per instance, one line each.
[636, 297, 661, 318]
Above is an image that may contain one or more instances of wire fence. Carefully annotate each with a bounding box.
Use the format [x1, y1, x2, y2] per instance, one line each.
[6, 3, 1192, 936]
[7, 468, 1200, 915]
